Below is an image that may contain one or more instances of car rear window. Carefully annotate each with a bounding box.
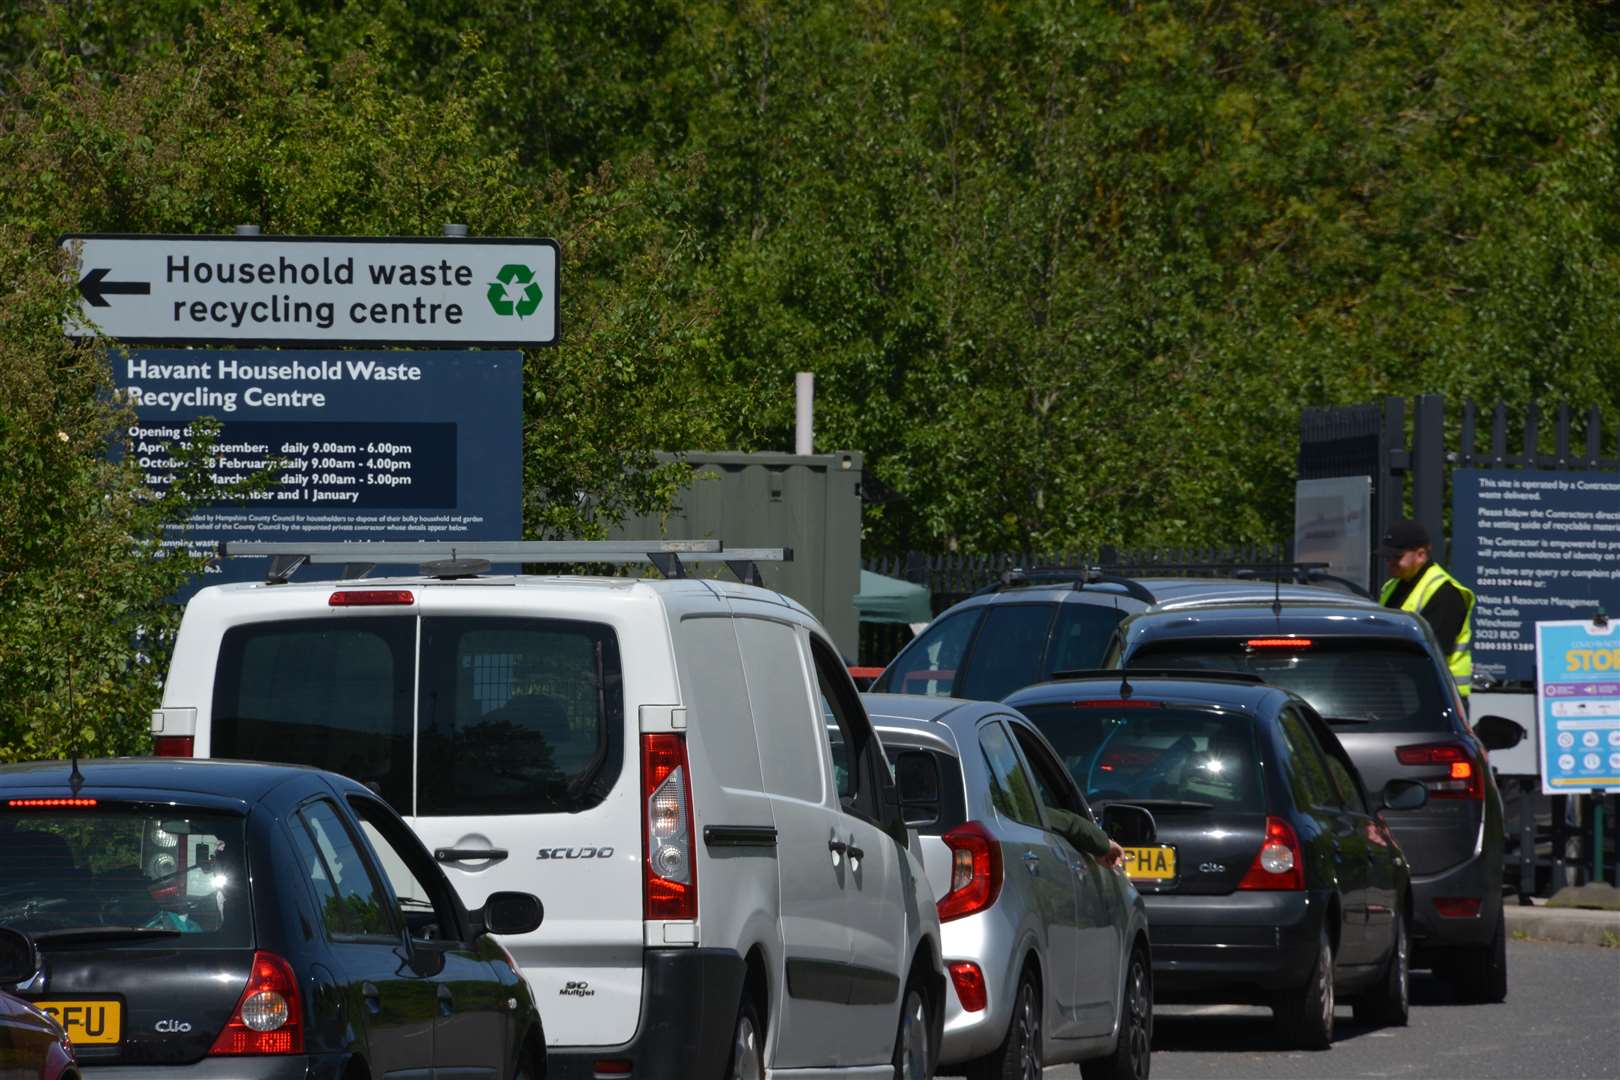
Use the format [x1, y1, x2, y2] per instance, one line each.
[1127, 638, 1451, 733]
[211, 615, 623, 816]
[1019, 704, 1264, 812]
[0, 806, 251, 948]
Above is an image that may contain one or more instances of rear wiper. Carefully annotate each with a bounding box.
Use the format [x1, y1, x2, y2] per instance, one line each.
[1090, 798, 1214, 811]
[31, 927, 184, 944]
[1323, 715, 1374, 725]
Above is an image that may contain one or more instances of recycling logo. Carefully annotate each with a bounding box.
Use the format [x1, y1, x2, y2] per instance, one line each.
[487, 264, 544, 318]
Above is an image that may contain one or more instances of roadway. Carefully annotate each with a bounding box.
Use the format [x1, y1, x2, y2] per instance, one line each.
[1031, 940, 1620, 1079]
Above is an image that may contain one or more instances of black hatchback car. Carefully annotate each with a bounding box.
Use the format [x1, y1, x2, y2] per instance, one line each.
[1006, 673, 1426, 1049]
[1102, 600, 1524, 1003]
[0, 759, 545, 1079]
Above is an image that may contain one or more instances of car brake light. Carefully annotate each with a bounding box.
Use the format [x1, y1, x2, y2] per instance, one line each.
[7, 798, 97, 808]
[328, 589, 415, 607]
[1396, 741, 1484, 800]
[1433, 897, 1482, 918]
[947, 961, 988, 1012]
[642, 733, 696, 920]
[1246, 638, 1312, 649]
[153, 735, 195, 757]
[1069, 699, 1159, 709]
[1237, 816, 1305, 890]
[937, 821, 1003, 922]
[209, 951, 303, 1055]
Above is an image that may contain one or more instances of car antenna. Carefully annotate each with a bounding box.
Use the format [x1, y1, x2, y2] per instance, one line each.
[1119, 670, 1133, 700]
[1272, 570, 1283, 618]
[67, 648, 85, 796]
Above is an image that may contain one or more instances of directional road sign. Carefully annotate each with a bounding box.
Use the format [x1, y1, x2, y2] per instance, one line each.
[59, 234, 558, 346]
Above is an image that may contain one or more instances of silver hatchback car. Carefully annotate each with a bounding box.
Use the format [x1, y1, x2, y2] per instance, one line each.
[865, 693, 1154, 1080]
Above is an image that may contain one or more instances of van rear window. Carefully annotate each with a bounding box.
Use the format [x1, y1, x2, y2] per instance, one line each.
[211, 616, 622, 815]
[1127, 639, 1452, 733]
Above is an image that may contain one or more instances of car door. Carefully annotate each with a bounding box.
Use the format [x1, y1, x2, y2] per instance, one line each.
[1007, 719, 1122, 1036]
[1276, 708, 1370, 967]
[732, 615, 854, 1069]
[348, 794, 510, 1080]
[976, 718, 1086, 1037]
[808, 634, 908, 1064]
[289, 797, 436, 1079]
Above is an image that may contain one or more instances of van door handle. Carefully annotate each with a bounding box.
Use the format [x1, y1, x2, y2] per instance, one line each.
[435, 848, 509, 864]
[847, 841, 865, 861]
[828, 839, 848, 855]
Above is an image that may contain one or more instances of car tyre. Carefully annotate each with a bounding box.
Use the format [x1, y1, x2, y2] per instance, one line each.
[892, 974, 934, 1080]
[1447, 905, 1507, 1004]
[966, 968, 1041, 1080]
[1274, 928, 1334, 1050]
[724, 995, 765, 1080]
[1353, 913, 1409, 1027]
[1081, 944, 1152, 1080]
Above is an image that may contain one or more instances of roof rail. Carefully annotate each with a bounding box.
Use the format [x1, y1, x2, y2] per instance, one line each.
[217, 540, 793, 586]
[1045, 668, 1267, 686]
[1100, 561, 1373, 600]
[972, 566, 1158, 605]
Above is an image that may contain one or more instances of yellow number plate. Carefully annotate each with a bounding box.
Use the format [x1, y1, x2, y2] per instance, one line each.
[37, 1000, 121, 1045]
[1121, 846, 1177, 881]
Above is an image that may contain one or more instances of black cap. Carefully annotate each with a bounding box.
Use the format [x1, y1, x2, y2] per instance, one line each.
[1378, 518, 1431, 557]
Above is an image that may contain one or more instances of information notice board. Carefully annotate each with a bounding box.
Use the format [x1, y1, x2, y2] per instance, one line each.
[1452, 468, 1620, 684]
[1534, 619, 1620, 794]
[117, 348, 521, 594]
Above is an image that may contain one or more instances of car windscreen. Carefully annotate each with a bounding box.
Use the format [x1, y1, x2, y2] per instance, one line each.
[0, 806, 251, 948]
[1019, 704, 1263, 812]
[211, 615, 623, 816]
[1127, 638, 1451, 732]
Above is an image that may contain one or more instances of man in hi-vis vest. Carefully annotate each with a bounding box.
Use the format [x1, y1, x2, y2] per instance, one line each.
[1378, 518, 1476, 702]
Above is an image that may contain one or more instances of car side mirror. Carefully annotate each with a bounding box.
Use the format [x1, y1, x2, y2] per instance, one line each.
[475, 891, 544, 937]
[1101, 803, 1157, 847]
[1472, 714, 1526, 752]
[893, 750, 943, 828]
[0, 927, 38, 985]
[1382, 778, 1429, 812]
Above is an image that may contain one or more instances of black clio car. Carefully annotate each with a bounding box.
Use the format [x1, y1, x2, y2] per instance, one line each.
[0, 759, 545, 1079]
[1006, 673, 1427, 1050]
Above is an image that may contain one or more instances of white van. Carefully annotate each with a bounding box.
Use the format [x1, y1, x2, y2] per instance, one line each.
[155, 542, 945, 1079]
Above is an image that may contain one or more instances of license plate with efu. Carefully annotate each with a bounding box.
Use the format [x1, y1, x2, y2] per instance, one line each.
[1121, 845, 1177, 881]
[37, 999, 122, 1045]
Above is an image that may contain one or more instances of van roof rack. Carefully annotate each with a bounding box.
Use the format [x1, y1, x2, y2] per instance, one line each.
[217, 539, 793, 586]
[973, 568, 1157, 605]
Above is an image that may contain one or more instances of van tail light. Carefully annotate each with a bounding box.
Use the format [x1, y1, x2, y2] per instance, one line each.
[1396, 742, 1484, 800]
[209, 951, 302, 1055]
[153, 735, 194, 757]
[1237, 816, 1305, 891]
[642, 733, 696, 920]
[947, 961, 988, 1012]
[937, 821, 1002, 922]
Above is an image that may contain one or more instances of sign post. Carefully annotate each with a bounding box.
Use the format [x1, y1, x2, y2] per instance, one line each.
[60, 234, 558, 347]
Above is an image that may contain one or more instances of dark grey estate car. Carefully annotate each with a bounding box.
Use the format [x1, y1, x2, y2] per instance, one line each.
[1102, 601, 1524, 1003]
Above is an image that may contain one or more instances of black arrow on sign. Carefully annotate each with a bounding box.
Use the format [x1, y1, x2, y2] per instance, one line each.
[78, 267, 151, 307]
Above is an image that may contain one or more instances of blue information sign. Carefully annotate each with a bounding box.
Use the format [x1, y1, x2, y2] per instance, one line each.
[116, 349, 521, 594]
[1534, 619, 1620, 794]
[1452, 469, 1620, 683]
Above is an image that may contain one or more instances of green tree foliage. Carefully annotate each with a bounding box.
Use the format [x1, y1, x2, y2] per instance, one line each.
[2, 0, 1617, 740]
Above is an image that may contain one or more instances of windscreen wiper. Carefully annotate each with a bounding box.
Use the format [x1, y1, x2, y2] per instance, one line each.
[30, 926, 184, 944]
[1088, 797, 1214, 811]
[1323, 715, 1375, 725]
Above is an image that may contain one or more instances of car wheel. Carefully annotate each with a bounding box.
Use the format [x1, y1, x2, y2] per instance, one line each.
[892, 975, 934, 1080]
[1081, 944, 1152, 1080]
[1274, 928, 1334, 1050]
[965, 968, 1041, 1080]
[1353, 914, 1409, 1027]
[724, 995, 765, 1080]
[1448, 905, 1507, 1004]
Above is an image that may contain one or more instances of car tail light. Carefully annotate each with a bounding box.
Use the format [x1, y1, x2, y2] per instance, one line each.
[153, 735, 195, 757]
[1433, 897, 1482, 918]
[1396, 741, 1484, 800]
[328, 589, 415, 607]
[937, 821, 1003, 922]
[948, 961, 988, 1012]
[1246, 638, 1312, 649]
[209, 951, 302, 1055]
[1237, 816, 1305, 890]
[642, 733, 696, 920]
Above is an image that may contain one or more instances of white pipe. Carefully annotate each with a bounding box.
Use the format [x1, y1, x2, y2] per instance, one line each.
[795, 372, 815, 456]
